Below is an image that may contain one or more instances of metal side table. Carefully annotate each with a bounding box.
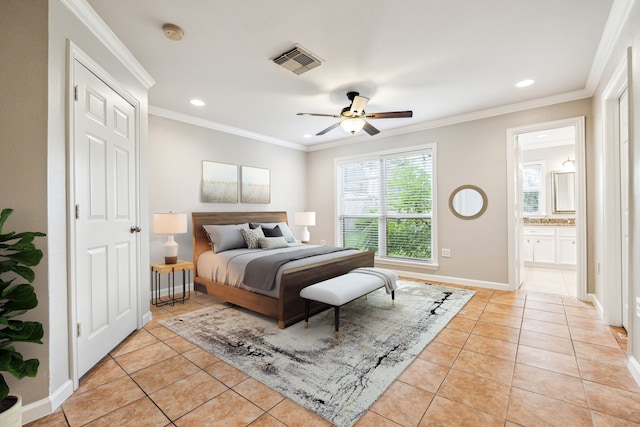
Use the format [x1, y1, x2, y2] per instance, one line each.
[150, 260, 193, 307]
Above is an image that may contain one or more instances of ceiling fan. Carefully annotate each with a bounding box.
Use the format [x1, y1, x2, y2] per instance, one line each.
[297, 91, 413, 136]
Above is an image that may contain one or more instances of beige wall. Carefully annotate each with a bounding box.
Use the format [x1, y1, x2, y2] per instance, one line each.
[307, 99, 591, 286]
[148, 115, 308, 263]
[0, 0, 49, 405]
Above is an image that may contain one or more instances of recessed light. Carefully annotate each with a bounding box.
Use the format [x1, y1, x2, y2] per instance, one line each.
[190, 99, 205, 107]
[303, 134, 313, 138]
[537, 134, 549, 138]
[516, 79, 534, 88]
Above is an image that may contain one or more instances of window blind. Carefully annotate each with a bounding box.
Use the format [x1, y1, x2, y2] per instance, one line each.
[523, 163, 543, 214]
[338, 149, 434, 262]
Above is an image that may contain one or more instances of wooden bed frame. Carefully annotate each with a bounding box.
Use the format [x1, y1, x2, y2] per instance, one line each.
[192, 211, 375, 328]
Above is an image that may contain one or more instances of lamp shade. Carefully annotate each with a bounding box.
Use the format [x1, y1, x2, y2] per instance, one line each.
[295, 212, 316, 226]
[153, 213, 188, 235]
[340, 118, 365, 134]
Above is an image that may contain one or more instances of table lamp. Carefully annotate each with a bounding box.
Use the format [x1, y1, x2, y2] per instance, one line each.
[295, 211, 316, 243]
[153, 212, 188, 264]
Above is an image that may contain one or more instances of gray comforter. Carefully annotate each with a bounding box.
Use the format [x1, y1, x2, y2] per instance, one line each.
[243, 246, 352, 290]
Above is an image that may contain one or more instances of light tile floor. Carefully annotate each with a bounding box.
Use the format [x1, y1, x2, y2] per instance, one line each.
[521, 266, 577, 297]
[26, 281, 638, 427]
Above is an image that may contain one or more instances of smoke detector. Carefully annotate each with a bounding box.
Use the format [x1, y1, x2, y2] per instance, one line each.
[272, 45, 322, 75]
[162, 23, 184, 41]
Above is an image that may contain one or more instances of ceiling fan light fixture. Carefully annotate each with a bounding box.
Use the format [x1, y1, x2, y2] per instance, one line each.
[340, 118, 365, 134]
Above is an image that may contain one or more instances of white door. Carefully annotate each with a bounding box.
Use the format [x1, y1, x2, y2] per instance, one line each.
[514, 135, 525, 287]
[73, 61, 139, 377]
[619, 88, 630, 329]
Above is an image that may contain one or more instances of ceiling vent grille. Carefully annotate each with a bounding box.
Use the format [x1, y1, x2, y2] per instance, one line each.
[272, 45, 322, 75]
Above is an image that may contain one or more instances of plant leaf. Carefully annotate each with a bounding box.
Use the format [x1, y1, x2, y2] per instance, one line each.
[0, 374, 8, 402]
[0, 209, 12, 233]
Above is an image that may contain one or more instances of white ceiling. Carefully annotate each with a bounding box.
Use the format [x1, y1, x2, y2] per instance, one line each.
[86, 0, 616, 149]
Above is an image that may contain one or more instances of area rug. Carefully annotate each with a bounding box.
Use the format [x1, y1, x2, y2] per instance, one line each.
[160, 280, 474, 426]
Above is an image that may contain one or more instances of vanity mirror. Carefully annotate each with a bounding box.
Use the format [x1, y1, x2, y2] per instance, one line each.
[552, 171, 575, 213]
[449, 185, 488, 220]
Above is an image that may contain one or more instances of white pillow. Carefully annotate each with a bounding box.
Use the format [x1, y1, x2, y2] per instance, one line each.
[202, 223, 250, 253]
[259, 236, 289, 249]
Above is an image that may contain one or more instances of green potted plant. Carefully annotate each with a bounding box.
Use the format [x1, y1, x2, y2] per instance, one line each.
[0, 209, 45, 426]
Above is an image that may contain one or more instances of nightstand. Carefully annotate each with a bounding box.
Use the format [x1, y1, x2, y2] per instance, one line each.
[150, 260, 193, 307]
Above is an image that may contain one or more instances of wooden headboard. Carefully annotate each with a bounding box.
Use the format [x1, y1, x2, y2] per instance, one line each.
[191, 211, 289, 274]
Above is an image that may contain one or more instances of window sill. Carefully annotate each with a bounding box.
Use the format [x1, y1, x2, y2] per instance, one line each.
[374, 257, 439, 271]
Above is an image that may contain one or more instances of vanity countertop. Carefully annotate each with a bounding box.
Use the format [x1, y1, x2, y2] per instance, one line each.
[523, 218, 575, 226]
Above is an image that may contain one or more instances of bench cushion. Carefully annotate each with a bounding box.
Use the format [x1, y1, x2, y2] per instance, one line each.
[300, 272, 385, 306]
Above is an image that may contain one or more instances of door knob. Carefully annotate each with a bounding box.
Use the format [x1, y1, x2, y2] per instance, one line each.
[130, 226, 141, 233]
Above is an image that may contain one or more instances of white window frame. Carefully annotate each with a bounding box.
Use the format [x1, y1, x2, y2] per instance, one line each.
[335, 143, 438, 267]
[523, 160, 546, 215]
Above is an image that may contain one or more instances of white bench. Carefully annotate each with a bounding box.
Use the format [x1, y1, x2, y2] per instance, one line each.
[299, 269, 396, 338]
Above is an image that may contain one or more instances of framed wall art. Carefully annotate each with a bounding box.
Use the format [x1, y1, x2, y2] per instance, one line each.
[241, 166, 270, 204]
[202, 161, 238, 203]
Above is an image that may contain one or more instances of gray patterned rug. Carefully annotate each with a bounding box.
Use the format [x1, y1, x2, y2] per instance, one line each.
[160, 280, 474, 426]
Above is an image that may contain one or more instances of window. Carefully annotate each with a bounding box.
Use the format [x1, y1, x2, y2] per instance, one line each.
[337, 146, 435, 263]
[522, 162, 545, 214]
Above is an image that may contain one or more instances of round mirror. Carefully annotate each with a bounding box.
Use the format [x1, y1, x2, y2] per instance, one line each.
[449, 185, 488, 220]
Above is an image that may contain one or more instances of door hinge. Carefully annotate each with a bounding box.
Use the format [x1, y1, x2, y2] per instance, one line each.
[77, 323, 81, 337]
[74, 85, 78, 101]
[75, 204, 80, 219]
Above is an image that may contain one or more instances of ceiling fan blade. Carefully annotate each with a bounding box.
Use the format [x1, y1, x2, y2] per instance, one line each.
[365, 111, 413, 119]
[349, 96, 370, 116]
[316, 122, 341, 135]
[297, 113, 342, 118]
[363, 121, 380, 136]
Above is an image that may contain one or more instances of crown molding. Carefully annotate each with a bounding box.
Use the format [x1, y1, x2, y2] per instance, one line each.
[153, 86, 590, 154]
[149, 106, 307, 152]
[61, 0, 155, 89]
[585, 0, 636, 93]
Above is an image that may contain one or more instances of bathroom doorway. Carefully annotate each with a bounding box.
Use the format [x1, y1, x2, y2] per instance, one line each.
[506, 117, 586, 299]
[519, 126, 577, 296]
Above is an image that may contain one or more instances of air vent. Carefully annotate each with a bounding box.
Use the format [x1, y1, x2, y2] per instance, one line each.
[272, 45, 322, 75]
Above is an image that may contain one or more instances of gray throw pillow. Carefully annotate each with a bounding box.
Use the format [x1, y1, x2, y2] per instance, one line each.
[240, 227, 265, 249]
[202, 223, 250, 253]
[259, 236, 289, 249]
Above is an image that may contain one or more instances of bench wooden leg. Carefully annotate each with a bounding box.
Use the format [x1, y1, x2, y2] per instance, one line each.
[304, 300, 310, 328]
[334, 306, 340, 339]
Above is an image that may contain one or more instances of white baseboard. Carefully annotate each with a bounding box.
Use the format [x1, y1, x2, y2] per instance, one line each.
[153, 281, 194, 299]
[628, 355, 640, 387]
[22, 380, 74, 424]
[587, 292, 604, 318]
[142, 309, 153, 327]
[393, 269, 510, 291]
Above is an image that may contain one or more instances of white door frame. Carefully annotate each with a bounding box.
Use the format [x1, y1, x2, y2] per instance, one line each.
[602, 53, 629, 326]
[67, 41, 143, 388]
[506, 117, 587, 299]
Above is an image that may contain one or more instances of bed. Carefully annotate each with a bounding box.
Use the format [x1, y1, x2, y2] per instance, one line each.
[192, 211, 375, 328]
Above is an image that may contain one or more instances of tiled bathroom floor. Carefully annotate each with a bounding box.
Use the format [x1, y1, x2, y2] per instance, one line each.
[27, 281, 638, 426]
[521, 266, 577, 297]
